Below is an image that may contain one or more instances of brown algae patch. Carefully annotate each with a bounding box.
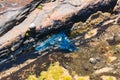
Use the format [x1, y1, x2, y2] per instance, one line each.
[70, 11, 111, 36]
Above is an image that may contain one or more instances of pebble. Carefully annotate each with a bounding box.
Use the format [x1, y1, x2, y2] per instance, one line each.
[84, 64, 90, 71]
[93, 66, 98, 70]
[89, 58, 97, 64]
[75, 42, 80, 46]
[29, 23, 36, 30]
[96, 57, 101, 62]
[10, 47, 15, 51]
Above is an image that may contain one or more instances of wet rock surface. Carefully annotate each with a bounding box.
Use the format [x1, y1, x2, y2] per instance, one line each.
[0, 0, 120, 80]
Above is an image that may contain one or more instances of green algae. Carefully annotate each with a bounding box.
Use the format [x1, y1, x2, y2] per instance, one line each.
[26, 62, 90, 80]
[26, 62, 72, 80]
[37, 5, 43, 10]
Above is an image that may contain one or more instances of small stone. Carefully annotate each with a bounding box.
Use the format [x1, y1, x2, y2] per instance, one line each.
[10, 47, 15, 51]
[25, 32, 29, 37]
[105, 46, 111, 51]
[29, 23, 36, 29]
[96, 57, 101, 62]
[10, 55, 14, 58]
[83, 63, 91, 71]
[75, 42, 80, 46]
[77, 26, 80, 29]
[84, 66, 89, 71]
[89, 58, 97, 64]
[93, 66, 98, 70]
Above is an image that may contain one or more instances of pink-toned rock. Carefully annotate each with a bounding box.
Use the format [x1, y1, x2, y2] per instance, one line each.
[0, 0, 43, 36]
[0, 0, 118, 54]
[0, 9, 40, 49]
[0, 0, 33, 12]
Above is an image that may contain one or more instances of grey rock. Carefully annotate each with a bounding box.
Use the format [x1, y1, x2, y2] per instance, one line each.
[89, 58, 97, 64]
[0, 0, 43, 36]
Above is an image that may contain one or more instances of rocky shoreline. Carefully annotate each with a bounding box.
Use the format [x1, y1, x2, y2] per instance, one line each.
[0, 0, 120, 80]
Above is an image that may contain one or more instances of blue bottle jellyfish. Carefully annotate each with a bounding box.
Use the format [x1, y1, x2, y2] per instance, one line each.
[35, 32, 77, 53]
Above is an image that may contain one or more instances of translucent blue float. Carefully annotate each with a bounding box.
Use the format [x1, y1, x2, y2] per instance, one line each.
[35, 32, 77, 53]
